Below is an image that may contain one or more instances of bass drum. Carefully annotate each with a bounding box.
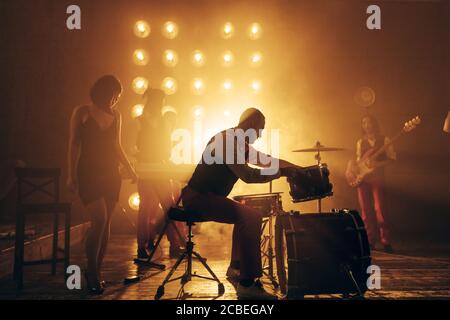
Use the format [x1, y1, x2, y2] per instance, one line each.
[275, 210, 371, 298]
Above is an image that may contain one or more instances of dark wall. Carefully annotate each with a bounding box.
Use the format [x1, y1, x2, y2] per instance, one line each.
[0, 0, 449, 240]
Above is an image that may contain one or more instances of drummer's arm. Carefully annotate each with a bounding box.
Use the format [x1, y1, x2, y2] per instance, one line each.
[247, 144, 302, 169]
[227, 163, 281, 183]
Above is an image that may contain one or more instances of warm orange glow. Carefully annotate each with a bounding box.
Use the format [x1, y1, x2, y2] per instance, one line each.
[191, 50, 206, 67]
[250, 51, 263, 67]
[134, 20, 151, 38]
[161, 77, 177, 95]
[161, 105, 177, 116]
[248, 22, 262, 40]
[162, 21, 179, 39]
[128, 192, 140, 210]
[162, 49, 178, 67]
[221, 50, 234, 67]
[192, 78, 205, 95]
[133, 49, 149, 66]
[132, 77, 149, 95]
[131, 104, 144, 118]
[221, 22, 234, 39]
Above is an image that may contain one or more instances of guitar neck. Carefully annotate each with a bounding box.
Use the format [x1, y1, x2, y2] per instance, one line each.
[369, 131, 403, 160]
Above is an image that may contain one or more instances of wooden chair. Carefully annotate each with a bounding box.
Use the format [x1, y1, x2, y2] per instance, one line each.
[13, 168, 72, 289]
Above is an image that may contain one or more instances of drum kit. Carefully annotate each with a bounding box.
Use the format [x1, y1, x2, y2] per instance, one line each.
[234, 141, 372, 298]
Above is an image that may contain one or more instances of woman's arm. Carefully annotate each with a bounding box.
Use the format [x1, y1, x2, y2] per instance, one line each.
[67, 107, 82, 192]
[115, 111, 138, 182]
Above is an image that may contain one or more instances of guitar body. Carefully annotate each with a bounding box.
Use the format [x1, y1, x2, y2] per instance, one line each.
[345, 115, 421, 188]
[345, 149, 375, 187]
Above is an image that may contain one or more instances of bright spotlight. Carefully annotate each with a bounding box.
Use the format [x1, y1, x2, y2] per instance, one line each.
[223, 110, 231, 117]
[222, 79, 233, 93]
[162, 21, 179, 39]
[131, 104, 144, 118]
[192, 78, 205, 95]
[248, 22, 262, 40]
[128, 192, 140, 210]
[251, 80, 261, 94]
[132, 77, 149, 95]
[221, 50, 234, 67]
[133, 49, 149, 66]
[161, 77, 178, 95]
[162, 49, 178, 67]
[191, 50, 206, 67]
[134, 20, 151, 38]
[221, 22, 234, 39]
[250, 51, 263, 67]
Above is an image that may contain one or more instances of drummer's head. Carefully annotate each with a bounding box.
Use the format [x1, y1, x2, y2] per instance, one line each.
[237, 108, 265, 143]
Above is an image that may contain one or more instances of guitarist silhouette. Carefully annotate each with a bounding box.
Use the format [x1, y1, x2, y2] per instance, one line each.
[353, 115, 396, 253]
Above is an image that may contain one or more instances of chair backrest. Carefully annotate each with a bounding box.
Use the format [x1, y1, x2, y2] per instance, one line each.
[15, 168, 61, 205]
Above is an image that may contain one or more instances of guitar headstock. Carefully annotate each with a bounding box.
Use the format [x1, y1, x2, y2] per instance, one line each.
[403, 116, 421, 133]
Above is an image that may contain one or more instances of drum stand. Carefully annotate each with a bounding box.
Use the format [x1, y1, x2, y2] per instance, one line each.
[260, 182, 280, 288]
[314, 141, 323, 213]
[261, 214, 278, 288]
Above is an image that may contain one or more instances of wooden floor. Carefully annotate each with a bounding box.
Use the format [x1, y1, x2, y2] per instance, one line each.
[1, 227, 450, 300]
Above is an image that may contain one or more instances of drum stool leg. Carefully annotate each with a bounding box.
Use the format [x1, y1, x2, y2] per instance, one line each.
[154, 221, 225, 299]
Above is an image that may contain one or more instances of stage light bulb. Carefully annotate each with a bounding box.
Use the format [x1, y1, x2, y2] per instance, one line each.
[221, 51, 234, 67]
[192, 78, 205, 95]
[133, 49, 149, 66]
[191, 50, 205, 67]
[224, 110, 231, 117]
[223, 80, 233, 92]
[131, 104, 144, 118]
[162, 49, 178, 67]
[194, 107, 203, 117]
[128, 192, 140, 210]
[248, 22, 262, 40]
[132, 77, 149, 95]
[162, 21, 179, 39]
[161, 77, 177, 95]
[221, 22, 234, 39]
[134, 20, 151, 38]
[250, 51, 263, 67]
[251, 80, 261, 93]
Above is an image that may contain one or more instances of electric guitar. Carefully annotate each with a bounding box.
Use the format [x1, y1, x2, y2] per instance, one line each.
[345, 116, 421, 187]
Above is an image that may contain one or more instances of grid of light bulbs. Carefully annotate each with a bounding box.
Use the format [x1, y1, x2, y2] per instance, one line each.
[130, 20, 264, 119]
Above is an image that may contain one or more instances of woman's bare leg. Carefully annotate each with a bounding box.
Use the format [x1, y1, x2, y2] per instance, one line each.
[97, 199, 116, 281]
[84, 198, 108, 286]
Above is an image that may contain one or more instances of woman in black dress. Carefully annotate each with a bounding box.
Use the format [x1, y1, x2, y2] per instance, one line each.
[67, 75, 137, 293]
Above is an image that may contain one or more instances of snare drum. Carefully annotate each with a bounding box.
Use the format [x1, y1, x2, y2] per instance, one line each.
[287, 164, 333, 203]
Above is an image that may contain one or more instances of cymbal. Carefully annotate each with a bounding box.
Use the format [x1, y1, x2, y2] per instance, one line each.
[292, 143, 346, 153]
